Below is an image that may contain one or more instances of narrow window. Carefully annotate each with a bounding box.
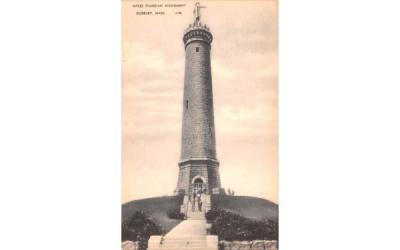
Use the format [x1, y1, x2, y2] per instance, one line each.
[196, 47, 199, 52]
[186, 100, 189, 109]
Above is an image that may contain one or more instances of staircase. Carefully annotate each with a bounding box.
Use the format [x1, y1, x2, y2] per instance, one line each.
[148, 220, 217, 250]
[181, 194, 211, 218]
[148, 194, 218, 250]
[187, 211, 205, 220]
[155, 236, 207, 250]
[148, 235, 217, 250]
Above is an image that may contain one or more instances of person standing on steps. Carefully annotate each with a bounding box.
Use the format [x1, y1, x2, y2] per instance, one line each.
[192, 189, 196, 212]
[197, 191, 202, 212]
[188, 191, 192, 212]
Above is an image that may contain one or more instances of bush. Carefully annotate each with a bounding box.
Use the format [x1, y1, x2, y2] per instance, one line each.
[205, 208, 220, 221]
[121, 211, 162, 250]
[166, 207, 185, 220]
[205, 208, 278, 241]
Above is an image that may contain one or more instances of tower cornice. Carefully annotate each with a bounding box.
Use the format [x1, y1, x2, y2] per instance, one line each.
[183, 24, 213, 48]
[178, 158, 219, 167]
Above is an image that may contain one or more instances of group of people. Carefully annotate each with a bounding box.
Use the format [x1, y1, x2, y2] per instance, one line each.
[188, 189, 205, 212]
[227, 188, 235, 196]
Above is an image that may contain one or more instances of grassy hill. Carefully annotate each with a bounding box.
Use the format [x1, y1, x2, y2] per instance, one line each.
[122, 196, 184, 233]
[211, 195, 278, 221]
[122, 195, 278, 234]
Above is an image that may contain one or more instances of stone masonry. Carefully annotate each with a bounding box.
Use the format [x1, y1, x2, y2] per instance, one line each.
[176, 15, 224, 196]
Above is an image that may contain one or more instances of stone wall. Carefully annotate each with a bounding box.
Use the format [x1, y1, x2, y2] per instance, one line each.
[219, 240, 278, 250]
[176, 164, 190, 193]
[121, 241, 139, 250]
[207, 165, 221, 189]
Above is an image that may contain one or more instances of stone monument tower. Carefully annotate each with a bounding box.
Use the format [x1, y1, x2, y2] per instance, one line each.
[176, 3, 224, 195]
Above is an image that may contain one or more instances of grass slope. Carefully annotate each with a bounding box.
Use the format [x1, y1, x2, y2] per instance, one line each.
[122, 196, 184, 233]
[122, 195, 278, 234]
[211, 195, 278, 221]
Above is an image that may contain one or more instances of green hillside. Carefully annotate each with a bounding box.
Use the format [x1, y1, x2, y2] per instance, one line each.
[122, 195, 278, 234]
[211, 195, 278, 220]
[122, 196, 184, 233]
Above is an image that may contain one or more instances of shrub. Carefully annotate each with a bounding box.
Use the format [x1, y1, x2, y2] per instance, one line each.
[166, 207, 185, 220]
[121, 211, 162, 250]
[205, 207, 220, 221]
[206, 208, 278, 241]
[265, 217, 278, 240]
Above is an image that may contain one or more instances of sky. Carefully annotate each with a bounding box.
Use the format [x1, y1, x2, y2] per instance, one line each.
[122, 0, 278, 204]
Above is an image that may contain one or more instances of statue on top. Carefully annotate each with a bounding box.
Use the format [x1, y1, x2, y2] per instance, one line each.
[193, 2, 206, 25]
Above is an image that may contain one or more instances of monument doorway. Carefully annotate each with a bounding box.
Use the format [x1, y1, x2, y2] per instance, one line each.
[192, 176, 207, 194]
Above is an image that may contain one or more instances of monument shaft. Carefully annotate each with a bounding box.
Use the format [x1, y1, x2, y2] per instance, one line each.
[181, 35, 216, 160]
[176, 19, 223, 195]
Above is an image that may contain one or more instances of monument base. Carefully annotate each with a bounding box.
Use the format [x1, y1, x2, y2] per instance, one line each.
[211, 187, 225, 195]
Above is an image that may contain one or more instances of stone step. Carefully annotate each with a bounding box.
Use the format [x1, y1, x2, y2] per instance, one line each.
[161, 239, 206, 243]
[149, 247, 211, 250]
[161, 240, 205, 243]
[159, 242, 206, 246]
[148, 235, 218, 250]
[161, 241, 207, 247]
[187, 214, 205, 218]
[163, 235, 206, 241]
[157, 246, 215, 250]
[159, 246, 209, 250]
[151, 236, 208, 249]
